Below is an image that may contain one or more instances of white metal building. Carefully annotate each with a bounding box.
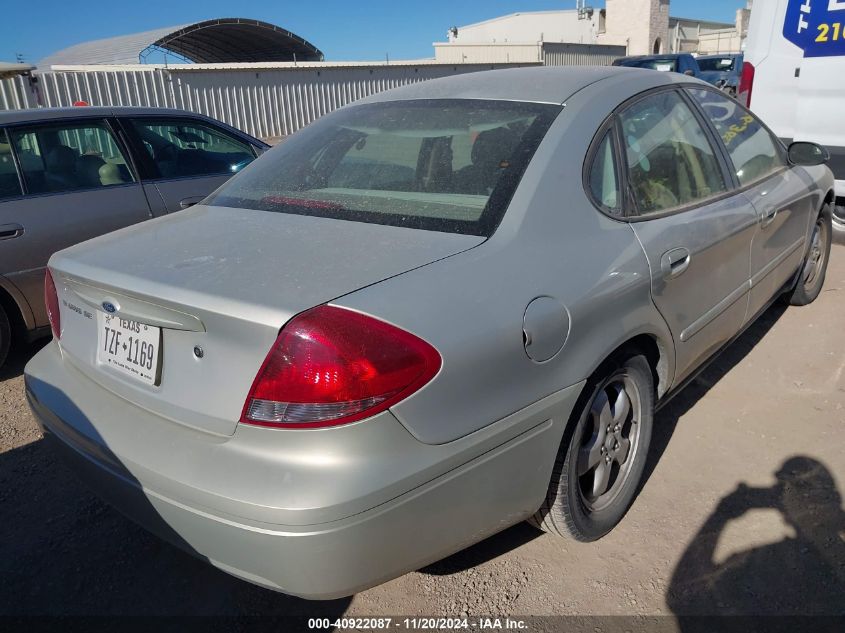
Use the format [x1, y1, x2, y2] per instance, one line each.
[433, 0, 751, 63]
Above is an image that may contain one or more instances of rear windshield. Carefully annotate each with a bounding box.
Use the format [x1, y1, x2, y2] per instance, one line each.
[697, 57, 737, 72]
[207, 99, 561, 236]
[624, 58, 680, 72]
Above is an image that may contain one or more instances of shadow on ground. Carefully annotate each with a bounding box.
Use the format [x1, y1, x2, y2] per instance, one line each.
[0, 301, 815, 615]
[1, 338, 48, 381]
[643, 303, 788, 489]
[422, 303, 792, 577]
[0, 434, 351, 618]
[668, 455, 845, 618]
[1, 360, 350, 619]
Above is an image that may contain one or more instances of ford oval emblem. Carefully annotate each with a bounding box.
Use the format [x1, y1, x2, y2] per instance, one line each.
[102, 301, 117, 314]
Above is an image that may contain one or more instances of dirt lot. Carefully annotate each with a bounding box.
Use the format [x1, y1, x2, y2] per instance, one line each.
[1, 248, 844, 622]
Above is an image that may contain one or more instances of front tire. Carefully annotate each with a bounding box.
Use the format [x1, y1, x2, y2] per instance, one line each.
[788, 204, 832, 306]
[530, 352, 654, 541]
[0, 305, 10, 369]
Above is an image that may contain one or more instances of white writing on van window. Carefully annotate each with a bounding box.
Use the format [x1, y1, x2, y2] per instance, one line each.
[798, 1, 812, 33]
[830, 1, 845, 11]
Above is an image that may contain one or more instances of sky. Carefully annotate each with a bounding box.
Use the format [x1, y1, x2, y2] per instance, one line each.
[2, 0, 745, 65]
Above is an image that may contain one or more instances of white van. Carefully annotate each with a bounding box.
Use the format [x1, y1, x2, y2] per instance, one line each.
[740, 0, 845, 234]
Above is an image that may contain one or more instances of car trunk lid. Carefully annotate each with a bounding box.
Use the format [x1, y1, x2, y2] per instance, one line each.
[50, 204, 483, 436]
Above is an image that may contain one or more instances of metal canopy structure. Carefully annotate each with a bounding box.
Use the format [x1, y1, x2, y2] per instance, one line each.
[39, 18, 324, 68]
[0, 62, 36, 80]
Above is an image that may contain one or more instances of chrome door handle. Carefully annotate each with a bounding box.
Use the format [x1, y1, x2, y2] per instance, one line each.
[179, 196, 205, 209]
[760, 205, 779, 228]
[660, 248, 691, 280]
[0, 223, 24, 240]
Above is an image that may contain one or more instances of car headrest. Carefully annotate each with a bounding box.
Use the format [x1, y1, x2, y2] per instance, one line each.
[45, 145, 78, 173]
[77, 154, 106, 186]
[471, 127, 520, 166]
[98, 162, 125, 186]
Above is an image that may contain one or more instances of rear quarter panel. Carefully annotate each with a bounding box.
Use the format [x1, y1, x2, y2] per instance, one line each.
[336, 75, 677, 445]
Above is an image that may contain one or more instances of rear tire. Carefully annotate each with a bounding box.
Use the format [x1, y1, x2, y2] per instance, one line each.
[832, 200, 845, 244]
[530, 352, 654, 541]
[787, 204, 832, 306]
[0, 305, 10, 369]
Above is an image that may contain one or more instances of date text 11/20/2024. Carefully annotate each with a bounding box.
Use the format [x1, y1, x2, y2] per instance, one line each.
[308, 618, 529, 630]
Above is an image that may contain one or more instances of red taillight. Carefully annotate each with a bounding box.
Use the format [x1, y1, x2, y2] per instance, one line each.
[44, 268, 61, 340]
[738, 61, 755, 108]
[241, 305, 441, 429]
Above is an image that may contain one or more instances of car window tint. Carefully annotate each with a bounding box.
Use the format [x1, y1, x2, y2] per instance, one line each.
[588, 131, 620, 213]
[130, 118, 255, 179]
[626, 58, 678, 72]
[697, 57, 737, 72]
[9, 121, 133, 195]
[619, 90, 727, 216]
[0, 129, 22, 200]
[207, 99, 561, 237]
[686, 88, 786, 187]
[327, 131, 423, 190]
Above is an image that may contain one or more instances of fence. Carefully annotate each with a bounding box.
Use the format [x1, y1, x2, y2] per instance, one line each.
[696, 30, 743, 55]
[541, 43, 626, 67]
[0, 62, 535, 139]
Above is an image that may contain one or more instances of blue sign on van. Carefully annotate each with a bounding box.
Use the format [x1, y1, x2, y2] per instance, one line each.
[784, 0, 845, 57]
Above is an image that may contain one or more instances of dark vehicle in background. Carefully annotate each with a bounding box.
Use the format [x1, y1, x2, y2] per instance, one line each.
[613, 53, 702, 78]
[696, 54, 744, 96]
[0, 107, 268, 367]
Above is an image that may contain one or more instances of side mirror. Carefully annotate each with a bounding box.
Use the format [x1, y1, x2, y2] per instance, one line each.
[788, 141, 830, 167]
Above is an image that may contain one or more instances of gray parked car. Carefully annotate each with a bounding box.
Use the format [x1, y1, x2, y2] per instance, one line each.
[25, 67, 834, 599]
[0, 107, 268, 366]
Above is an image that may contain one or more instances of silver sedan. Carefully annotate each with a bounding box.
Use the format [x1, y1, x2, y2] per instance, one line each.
[25, 67, 834, 599]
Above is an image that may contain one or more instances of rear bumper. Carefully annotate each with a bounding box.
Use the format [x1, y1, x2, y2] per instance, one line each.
[25, 341, 583, 599]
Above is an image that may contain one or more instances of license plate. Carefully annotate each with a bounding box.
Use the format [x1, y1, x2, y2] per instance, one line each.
[96, 312, 161, 386]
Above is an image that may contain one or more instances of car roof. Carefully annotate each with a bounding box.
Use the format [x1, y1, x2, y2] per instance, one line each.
[0, 106, 214, 126]
[357, 66, 685, 106]
[618, 53, 687, 61]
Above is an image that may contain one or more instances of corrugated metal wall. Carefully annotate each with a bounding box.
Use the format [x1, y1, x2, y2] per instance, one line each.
[433, 43, 544, 64]
[0, 75, 35, 111]
[0, 63, 534, 139]
[0, 49, 623, 138]
[541, 43, 626, 67]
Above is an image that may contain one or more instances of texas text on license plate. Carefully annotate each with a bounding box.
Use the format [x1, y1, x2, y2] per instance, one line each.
[96, 312, 161, 385]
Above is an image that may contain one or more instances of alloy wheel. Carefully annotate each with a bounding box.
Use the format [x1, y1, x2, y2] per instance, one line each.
[577, 372, 642, 513]
[802, 215, 830, 294]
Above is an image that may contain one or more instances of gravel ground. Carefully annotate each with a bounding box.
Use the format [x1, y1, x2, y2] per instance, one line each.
[1, 248, 844, 621]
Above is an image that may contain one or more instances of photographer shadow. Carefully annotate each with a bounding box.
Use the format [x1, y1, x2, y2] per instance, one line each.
[667, 455, 845, 617]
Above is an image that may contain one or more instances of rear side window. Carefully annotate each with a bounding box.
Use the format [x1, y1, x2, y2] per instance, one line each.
[619, 90, 728, 216]
[208, 99, 561, 236]
[130, 118, 256, 179]
[587, 131, 620, 213]
[697, 57, 737, 72]
[686, 88, 786, 187]
[0, 129, 22, 200]
[9, 121, 134, 195]
[625, 58, 679, 72]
